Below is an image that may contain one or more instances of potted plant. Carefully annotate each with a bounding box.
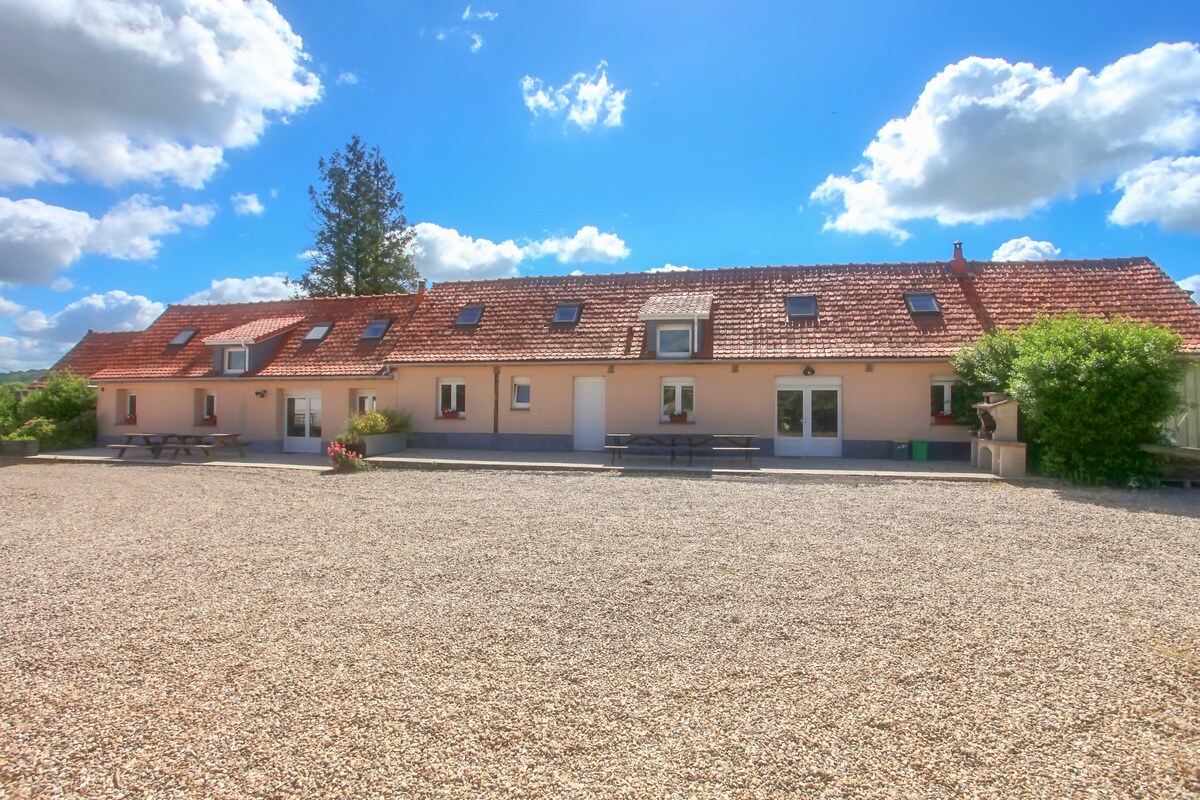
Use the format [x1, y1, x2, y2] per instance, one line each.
[123, 414, 137, 425]
[342, 409, 412, 455]
[932, 411, 955, 425]
[441, 407, 460, 419]
[199, 414, 217, 426]
[668, 410, 689, 424]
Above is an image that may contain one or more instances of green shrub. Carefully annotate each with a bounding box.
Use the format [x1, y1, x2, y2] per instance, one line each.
[954, 315, 1187, 485]
[0, 384, 21, 436]
[345, 408, 412, 439]
[20, 371, 96, 422]
[10, 412, 97, 452]
[378, 408, 412, 434]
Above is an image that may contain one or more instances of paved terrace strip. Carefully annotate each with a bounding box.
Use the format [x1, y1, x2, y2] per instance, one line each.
[1, 464, 1197, 798]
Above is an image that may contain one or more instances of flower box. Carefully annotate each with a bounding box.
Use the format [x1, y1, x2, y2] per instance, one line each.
[198, 416, 218, 426]
[668, 412, 689, 424]
[121, 415, 137, 425]
[932, 413, 956, 425]
[440, 408, 460, 419]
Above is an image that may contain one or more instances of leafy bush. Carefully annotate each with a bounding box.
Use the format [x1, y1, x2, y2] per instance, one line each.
[10, 412, 97, 451]
[378, 408, 412, 434]
[20, 371, 96, 423]
[0, 383, 21, 436]
[344, 408, 412, 440]
[327, 439, 373, 473]
[954, 315, 1187, 485]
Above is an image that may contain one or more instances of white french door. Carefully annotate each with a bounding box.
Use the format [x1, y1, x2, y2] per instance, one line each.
[774, 378, 842, 457]
[572, 377, 606, 451]
[284, 393, 323, 453]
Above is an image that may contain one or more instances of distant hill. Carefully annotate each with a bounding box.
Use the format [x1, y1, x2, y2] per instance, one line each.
[0, 369, 47, 385]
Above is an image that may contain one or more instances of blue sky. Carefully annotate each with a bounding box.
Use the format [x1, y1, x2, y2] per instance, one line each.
[2, 0, 1199, 370]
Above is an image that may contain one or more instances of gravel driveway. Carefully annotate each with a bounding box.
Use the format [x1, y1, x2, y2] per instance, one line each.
[1, 463, 1198, 799]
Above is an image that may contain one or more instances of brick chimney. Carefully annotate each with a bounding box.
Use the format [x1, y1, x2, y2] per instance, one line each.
[950, 240, 969, 277]
[415, 280, 427, 306]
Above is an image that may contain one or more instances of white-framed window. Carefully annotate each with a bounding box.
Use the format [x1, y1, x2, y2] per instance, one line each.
[126, 392, 137, 420]
[224, 347, 247, 373]
[656, 324, 692, 358]
[356, 392, 377, 414]
[511, 377, 531, 409]
[661, 377, 695, 422]
[438, 379, 466, 417]
[203, 393, 216, 419]
[931, 378, 955, 418]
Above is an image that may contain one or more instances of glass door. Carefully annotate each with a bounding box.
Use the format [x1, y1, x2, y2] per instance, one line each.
[774, 379, 842, 457]
[284, 394, 322, 453]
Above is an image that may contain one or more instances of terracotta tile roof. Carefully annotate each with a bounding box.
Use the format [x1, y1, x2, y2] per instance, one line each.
[42, 330, 141, 382]
[91, 294, 418, 380]
[638, 292, 714, 318]
[202, 315, 306, 344]
[387, 257, 1200, 363]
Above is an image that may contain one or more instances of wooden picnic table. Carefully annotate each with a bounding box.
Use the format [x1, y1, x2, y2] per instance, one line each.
[106, 432, 249, 460]
[605, 432, 759, 466]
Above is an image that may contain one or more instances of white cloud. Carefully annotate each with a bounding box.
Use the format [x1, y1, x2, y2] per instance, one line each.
[470, 33, 483, 53]
[0, 294, 22, 315]
[50, 277, 74, 291]
[991, 237, 1062, 261]
[0, 335, 70, 371]
[1110, 156, 1200, 231]
[521, 62, 627, 130]
[231, 192, 265, 216]
[15, 290, 163, 342]
[811, 43, 1200, 240]
[647, 263, 692, 273]
[335, 71, 359, 86]
[1178, 275, 1200, 299]
[411, 222, 525, 281]
[183, 273, 292, 304]
[88, 194, 215, 260]
[0, 194, 214, 284]
[296, 249, 318, 262]
[0, 197, 96, 284]
[525, 226, 630, 264]
[0, 0, 321, 189]
[568, 269, 584, 277]
[462, 5, 498, 20]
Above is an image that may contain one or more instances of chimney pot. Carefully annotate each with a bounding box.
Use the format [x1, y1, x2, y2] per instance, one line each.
[951, 240, 968, 276]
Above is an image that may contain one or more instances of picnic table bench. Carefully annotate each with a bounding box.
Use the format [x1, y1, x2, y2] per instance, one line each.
[605, 433, 759, 466]
[107, 432, 249, 460]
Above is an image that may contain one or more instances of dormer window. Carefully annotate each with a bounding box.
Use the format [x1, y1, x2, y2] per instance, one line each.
[786, 295, 818, 318]
[304, 322, 332, 341]
[552, 303, 581, 324]
[905, 292, 940, 314]
[656, 324, 692, 358]
[456, 305, 484, 326]
[224, 348, 247, 374]
[362, 319, 391, 339]
[170, 328, 198, 346]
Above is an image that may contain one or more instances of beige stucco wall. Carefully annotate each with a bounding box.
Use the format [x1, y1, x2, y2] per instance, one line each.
[391, 360, 973, 445]
[96, 378, 399, 448]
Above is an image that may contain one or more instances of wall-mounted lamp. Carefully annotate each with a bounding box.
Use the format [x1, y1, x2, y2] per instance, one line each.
[254, 390, 267, 398]
[802, 366, 816, 376]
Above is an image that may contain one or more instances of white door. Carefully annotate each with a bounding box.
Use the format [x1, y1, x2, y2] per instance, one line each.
[284, 393, 323, 453]
[774, 378, 842, 457]
[573, 377, 606, 451]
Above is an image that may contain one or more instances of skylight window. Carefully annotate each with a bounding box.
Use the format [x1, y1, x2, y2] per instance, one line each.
[455, 305, 484, 326]
[169, 328, 198, 346]
[362, 319, 391, 339]
[905, 292, 941, 314]
[786, 296, 818, 318]
[303, 322, 332, 342]
[553, 303, 581, 324]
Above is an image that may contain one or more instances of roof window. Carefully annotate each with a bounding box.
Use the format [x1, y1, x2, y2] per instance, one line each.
[786, 295, 818, 318]
[455, 304, 484, 326]
[552, 303, 581, 324]
[362, 319, 391, 339]
[905, 292, 941, 314]
[169, 328, 199, 346]
[303, 322, 332, 342]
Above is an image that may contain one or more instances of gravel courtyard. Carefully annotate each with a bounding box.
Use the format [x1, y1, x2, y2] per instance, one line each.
[1, 463, 1198, 799]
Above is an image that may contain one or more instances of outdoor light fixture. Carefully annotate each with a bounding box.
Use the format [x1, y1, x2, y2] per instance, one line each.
[803, 366, 816, 376]
[254, 390, 267, 398]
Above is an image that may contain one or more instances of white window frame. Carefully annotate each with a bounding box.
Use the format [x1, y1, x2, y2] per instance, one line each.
[356, 392, 377, 414]
[203, 393, 216, 419]
[224, 347, 247, 374]
[126, 392, 137, 419]
[438, 379, 466, 417]
[660, 377, 696, 422]
[932, 377, 955, 417]
[656, 323, 693, 358]
[511, 377, 531, 409]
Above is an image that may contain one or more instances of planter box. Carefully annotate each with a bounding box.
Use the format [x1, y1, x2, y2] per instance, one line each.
[360, 432, 408, 456]
[0, 440, 38, 457]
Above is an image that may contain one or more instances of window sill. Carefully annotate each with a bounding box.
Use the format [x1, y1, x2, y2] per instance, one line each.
[437, 415, 465, 421]
[511, 406, 530, 411]
[660, 420, 696, 425]
[117, 420, 138, 426]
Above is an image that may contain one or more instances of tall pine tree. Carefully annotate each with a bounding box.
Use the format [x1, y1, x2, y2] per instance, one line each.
[299, 135, 419, 296]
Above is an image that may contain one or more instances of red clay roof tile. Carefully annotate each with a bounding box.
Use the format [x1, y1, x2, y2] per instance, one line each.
[43, 330, 141, 382]
[202, 315, 306, 344]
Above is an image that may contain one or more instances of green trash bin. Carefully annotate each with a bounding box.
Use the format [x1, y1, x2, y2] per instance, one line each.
[892, 440, 910, 460]
[912, 440, 929, 461]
